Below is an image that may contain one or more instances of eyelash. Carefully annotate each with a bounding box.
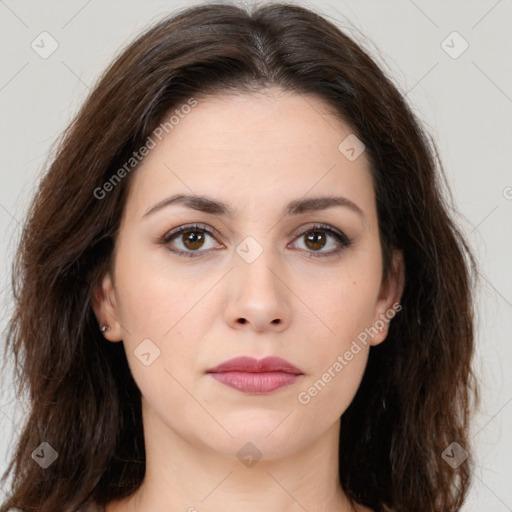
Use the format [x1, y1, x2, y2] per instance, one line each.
[158, 223, 353, 259]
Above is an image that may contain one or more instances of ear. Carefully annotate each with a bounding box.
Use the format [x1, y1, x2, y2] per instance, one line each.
[91, 272, 123, 342]
[369, 249, 405, 347]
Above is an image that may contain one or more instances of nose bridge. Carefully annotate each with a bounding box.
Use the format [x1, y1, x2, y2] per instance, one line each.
[233, 233, 282, 294]
[225, 233, 290, 331]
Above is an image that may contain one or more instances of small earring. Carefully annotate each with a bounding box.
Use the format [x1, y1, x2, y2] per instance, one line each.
[101, 325, 110, 333]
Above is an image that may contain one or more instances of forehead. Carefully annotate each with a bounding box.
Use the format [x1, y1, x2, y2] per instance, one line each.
[123, 90, 376, 226]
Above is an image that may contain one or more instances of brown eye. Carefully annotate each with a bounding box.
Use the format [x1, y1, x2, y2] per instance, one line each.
[160, 224, 221, 258]
[291, 224, 353, 259]
[160, 223, 352, 260]
[304, 230, 327, 251]
[180, 229, 206, 250]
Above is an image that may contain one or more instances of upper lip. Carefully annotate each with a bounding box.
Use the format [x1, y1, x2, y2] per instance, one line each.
[207, 356, 303, 375]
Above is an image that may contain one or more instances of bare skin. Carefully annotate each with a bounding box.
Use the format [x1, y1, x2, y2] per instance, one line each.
[93, 88, 403, 512]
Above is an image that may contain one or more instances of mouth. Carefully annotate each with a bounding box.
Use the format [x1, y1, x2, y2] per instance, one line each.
[206, 356, 304, 394]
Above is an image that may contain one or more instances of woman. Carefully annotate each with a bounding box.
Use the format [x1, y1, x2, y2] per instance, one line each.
[1, 2, 479, 511]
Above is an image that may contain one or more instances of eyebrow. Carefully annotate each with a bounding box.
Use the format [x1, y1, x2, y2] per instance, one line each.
[142, 193, 365, 220]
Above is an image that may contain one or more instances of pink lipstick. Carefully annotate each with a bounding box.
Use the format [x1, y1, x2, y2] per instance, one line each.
[206, 356, 303, 394]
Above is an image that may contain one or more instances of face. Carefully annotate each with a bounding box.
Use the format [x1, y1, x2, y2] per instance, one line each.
[93, 88, 403, 461]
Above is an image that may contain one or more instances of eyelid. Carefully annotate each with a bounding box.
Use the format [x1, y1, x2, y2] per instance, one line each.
[160, 222, 222, 243]
[291, 222, 350, 245]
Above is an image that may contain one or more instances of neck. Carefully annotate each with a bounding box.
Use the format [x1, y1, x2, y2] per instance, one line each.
[106, 398, 359, 512]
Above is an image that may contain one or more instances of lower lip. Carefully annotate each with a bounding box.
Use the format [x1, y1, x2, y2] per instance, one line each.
[208, 371, 302, 394]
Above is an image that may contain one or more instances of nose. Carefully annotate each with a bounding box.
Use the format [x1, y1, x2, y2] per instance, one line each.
[224, 247, 291, 333]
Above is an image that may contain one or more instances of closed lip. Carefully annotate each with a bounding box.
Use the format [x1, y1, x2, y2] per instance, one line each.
[206, 356, 303, 375]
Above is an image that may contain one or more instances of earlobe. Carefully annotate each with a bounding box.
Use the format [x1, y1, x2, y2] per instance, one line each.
[383, 249, 405, 309]
[371, 249, 405, 346]
[91, 272, 123, 342]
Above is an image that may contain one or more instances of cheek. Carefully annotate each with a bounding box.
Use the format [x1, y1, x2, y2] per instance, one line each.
[298, 348, 369, 422]
[295, 262, 381, 350]
[293, 255, 380, 410]
[113, 245, 218, 388]
[114, 239, 195, 334]
[296, 289, 372, 421]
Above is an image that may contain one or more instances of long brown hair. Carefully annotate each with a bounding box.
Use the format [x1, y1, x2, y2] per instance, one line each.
[1, 2, 479, 511]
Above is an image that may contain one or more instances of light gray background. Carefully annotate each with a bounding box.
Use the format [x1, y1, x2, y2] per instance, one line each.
[1, 0, 511, 510]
